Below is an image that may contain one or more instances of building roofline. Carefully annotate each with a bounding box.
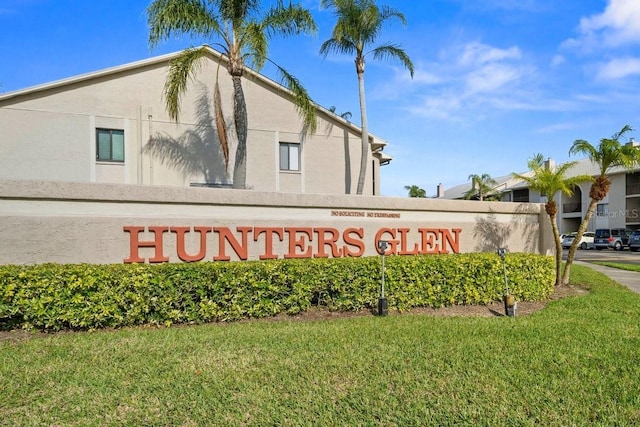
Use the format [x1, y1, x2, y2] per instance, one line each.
[0, 45, 389, 149]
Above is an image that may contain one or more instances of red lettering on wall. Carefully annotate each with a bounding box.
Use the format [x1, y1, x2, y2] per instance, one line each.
[418, 228, 440, 254]
[342, 228, 365, 257]
[171, 226, 212, 262]
[284, 227, 313, 259]
[254, 227, 284, 260]
[440, 228, 462, 254]
[123, 226, 170, 263]
[214, 227, 252, 261]
[314, 228, 342, 258]
[417, 228, 462, 254]
[397, 228, 420, 255]
[122, 225, 462, 263]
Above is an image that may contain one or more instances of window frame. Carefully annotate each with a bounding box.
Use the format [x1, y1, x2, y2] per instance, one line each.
[279, 142, 300, 172]
[96, 128, 125, 163]
[596, 203, 609, 217]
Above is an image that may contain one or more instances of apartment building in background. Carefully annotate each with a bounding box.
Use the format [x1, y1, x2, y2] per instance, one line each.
[441, 142, 640, 234]
[0, 46, 390, 195]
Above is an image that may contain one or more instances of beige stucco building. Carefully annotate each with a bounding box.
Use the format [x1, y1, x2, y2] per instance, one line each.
[0, 47, 556, 265]
[0, 46, 390, 195]
[442, 150, 640, 234]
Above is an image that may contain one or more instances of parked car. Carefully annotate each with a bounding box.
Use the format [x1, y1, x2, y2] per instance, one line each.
[594, 228, 631, 251]
[628, 230, 640, 252]
[561, 231, 595, 250]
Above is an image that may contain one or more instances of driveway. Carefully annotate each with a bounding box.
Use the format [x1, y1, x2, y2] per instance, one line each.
[563, 248, 640, 265]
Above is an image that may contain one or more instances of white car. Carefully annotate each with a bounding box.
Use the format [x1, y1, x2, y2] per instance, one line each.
[561, 231, 595, 250]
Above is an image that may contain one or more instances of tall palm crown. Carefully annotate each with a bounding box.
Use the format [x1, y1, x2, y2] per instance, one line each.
[147, 0, 317, 189]
[464, 173, 498, 201]
[569, 125, 636, 201]
[404, 185, 426, 198]
[513, 154, 592, 286]
[513, 155, 591, 216]
[320, 0, 414, 195]
[561, 124, 638, 284]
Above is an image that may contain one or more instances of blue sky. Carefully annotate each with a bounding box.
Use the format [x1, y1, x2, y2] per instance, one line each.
[2, 0, 640, 197]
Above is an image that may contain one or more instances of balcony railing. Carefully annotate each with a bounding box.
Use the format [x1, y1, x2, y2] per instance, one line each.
[563, 202, 581, 213]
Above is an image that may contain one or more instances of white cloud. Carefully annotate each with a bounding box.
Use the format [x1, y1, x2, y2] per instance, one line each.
[596, 57, 640, 80]
[409, 68, 442, 85]
[404, 41, 534, 120]
[535, 122, 577, 134]
[575, 0, 640, 48]
[406, 93, 464, 121]
[465, 63, 524, 93]
[551, 54, 565, 67]
[458, 42, 521, 66]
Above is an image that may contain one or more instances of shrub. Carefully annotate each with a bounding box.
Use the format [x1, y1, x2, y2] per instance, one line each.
[0, 253, 554, 331]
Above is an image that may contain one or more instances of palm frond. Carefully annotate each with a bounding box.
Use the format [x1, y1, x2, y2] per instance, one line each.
[319, 38, 356, 57]
[570, 125, 639, 176]
[512, 156, 592, 199]
[242, 22, 268, 70]
[270, 60, 317, 134]
[379, 5, 407, 25]
[163, 46, 209, 121]
[262, 1, 317, 38]
[371, 44, 414, 77]
[219, 0, 257, 22]
[147, 0, 219, 47]
[612, 124, 633, 140]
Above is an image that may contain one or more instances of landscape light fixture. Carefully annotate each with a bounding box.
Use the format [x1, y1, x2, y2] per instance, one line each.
[497, 247, 516, 317]
[377, 240, 389, 316]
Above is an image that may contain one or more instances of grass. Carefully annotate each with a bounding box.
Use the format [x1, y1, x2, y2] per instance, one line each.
[1, 264, 640, 426]
[594, 261, 640, 272]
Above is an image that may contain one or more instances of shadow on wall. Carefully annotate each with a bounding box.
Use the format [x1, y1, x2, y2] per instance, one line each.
[473, 205, 540, 253]
[343, 128, 352, 194]
[323, 116, 353, 195]
[144, 86, 230, 186]
[513, 203, 540, 253]
[473, 212, 512, 252]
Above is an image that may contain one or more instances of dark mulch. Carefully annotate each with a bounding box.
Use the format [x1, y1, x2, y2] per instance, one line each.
[0, 286, 588, 343]
[265, 284, 588, 322]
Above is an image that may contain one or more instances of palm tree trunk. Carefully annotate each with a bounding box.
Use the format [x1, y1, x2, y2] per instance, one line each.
[356, 69, 368, 195]
[561, 197, 597, 285]
[549, 212, 563, 286]
[231, 76, 248, 189]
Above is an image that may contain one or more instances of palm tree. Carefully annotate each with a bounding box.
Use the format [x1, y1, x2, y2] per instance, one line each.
[328, 105, 352, 120]
[561, 124, 639, 284]
[513, 154, 592, 286]
[147, 0, 317, 189]
[464, 173, 498, 201]
[320, 0, 414, 195]
[404, 184, 426, 198]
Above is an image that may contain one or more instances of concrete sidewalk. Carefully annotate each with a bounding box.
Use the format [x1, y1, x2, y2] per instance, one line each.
[574, 260, 640, 294]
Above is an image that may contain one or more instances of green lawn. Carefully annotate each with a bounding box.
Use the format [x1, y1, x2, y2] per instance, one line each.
[594, 261, 640, 272]
[1, 264, 639, 426]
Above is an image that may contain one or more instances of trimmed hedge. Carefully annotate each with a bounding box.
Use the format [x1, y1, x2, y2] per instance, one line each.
[0, 253, 554, 331]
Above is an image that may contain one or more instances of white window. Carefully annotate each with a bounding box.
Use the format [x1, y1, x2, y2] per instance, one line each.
[597, 203, 609, 217]
[279, 142, 299, 171]
[96, 129, 124, 162]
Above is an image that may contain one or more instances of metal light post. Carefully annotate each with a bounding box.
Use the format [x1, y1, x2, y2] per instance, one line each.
[497, 247, 515, 317]
[377, 240, 389, 316]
